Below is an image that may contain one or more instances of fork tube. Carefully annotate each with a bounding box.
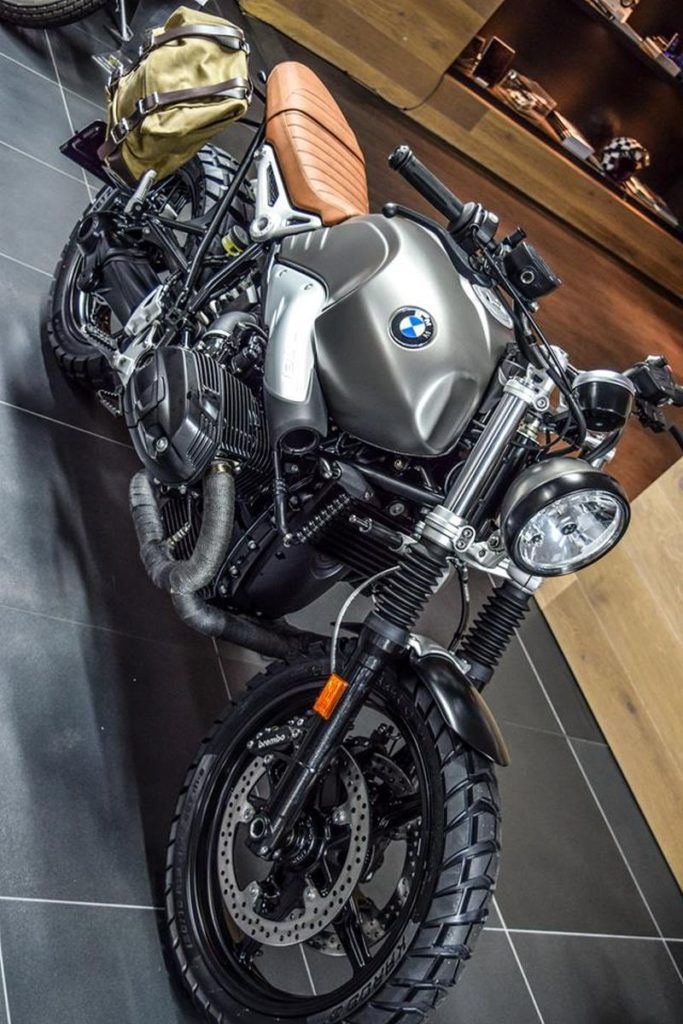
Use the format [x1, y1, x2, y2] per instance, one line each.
[248, 627, 398, 857]
[443, 391, 528, 517]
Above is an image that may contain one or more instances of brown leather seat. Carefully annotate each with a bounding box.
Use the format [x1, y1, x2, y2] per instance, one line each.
[265, 62, 369, 226]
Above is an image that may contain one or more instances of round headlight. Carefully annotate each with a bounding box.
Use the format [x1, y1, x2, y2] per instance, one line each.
[501, 458, 630, 576]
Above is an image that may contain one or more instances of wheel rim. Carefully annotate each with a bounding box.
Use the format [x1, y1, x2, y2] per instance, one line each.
[182, 675, 436, 1016]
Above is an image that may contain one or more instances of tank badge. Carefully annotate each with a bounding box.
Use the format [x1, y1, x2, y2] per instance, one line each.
[390, 307, 435, 348]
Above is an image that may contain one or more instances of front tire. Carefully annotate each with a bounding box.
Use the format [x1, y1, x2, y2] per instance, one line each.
[166, 655, 501, 1024]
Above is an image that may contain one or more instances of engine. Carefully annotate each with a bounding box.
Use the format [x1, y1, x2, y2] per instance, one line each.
[123, 345, 270, 488]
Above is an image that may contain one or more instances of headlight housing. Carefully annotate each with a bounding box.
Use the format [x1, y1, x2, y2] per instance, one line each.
[501, 458, 630, 576]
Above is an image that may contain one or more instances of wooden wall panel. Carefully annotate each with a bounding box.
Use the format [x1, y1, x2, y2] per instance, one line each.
[240, 0, 506, 107]
[537, 459, 683, 884]
[410, 76, 683, 298]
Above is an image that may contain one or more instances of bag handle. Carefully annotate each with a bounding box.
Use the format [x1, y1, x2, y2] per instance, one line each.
[100, 77, 252, 159]
[142, 23, 249, 54]
[108, 23, 249, 87]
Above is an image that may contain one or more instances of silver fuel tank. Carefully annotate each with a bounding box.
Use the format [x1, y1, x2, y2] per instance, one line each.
[274, 213, 513, 457]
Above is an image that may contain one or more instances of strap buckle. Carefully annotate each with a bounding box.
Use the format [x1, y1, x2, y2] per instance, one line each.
[137, 92, 160, 116]
[110, 118, 130, 145]
[138, 29, 154, 57]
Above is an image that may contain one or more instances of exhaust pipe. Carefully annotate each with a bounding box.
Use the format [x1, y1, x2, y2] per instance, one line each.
[129, 465, 320, 660]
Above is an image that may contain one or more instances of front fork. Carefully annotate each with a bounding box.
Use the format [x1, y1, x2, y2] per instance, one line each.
[249, 367, 551, 858]
[248, 625, 401, 856]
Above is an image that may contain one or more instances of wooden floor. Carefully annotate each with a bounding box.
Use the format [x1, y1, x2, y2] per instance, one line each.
[242, 10, 683, 499]
[537, 458, 683, 886]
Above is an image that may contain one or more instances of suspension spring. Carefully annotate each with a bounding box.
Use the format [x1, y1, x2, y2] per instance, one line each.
[373, 540, 448, 632]
[458, 580, 531, 688]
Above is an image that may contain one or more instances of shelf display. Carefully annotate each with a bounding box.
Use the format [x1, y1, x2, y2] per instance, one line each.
[580, 0, 682, 83]
[450, 0, 682, 237]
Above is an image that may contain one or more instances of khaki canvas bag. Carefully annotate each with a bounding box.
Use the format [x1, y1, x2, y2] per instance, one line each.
[100, 6, 251, 183]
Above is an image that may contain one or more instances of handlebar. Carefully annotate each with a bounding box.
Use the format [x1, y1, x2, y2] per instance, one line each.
[388, 145, 465, 227]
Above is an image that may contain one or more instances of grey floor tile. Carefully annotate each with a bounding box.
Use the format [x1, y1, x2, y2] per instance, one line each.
[0, 54, 76, 178]
[571, 738, 683, 939]
[525, 600, 604, 742]
[0, 604, 224, 905]
[495, 724, 656, 935]
[487, 901, 502, 928]
[515, 933, 683, 1024]
[432, 930, 539, 1024]
[0, 145, 88, 273]
[0, 256, 126, 441]
[0, 403, 209, 647]
[0, 943, 8, 1024]
[667, 941, 683, 975]
[0, 901, 200, 1024]
[43, 24, 109, 104]
[0, 28, 53, 77]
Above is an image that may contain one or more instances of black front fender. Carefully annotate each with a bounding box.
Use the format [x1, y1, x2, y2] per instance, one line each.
[408, 651, 510, 767]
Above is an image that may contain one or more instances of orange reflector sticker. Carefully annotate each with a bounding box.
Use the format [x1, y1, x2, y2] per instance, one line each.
[313, 674, 348, 720]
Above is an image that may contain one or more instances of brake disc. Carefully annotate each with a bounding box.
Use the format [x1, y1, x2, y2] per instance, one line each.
[218, 750, 370, 947]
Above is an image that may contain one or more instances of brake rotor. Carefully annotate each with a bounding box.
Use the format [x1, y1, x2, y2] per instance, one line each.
[217, 750, 370, 947]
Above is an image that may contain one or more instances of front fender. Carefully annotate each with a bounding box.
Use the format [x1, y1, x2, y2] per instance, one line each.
[407, 650, 509, 767]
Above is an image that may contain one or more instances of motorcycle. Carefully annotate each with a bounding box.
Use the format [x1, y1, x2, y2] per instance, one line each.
[48, 48, 683, 1024]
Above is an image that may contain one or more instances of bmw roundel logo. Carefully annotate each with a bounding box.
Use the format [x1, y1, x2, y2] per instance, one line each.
[390, 307, 435, 348]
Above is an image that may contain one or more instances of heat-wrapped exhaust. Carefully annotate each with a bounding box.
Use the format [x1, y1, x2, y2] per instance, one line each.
[129, 462, 235, 595]
[129, 464, 320, 660]
[170, 591, 312, 660]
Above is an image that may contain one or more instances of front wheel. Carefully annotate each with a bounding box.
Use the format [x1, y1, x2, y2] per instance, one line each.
[165, 655, 501, 1024]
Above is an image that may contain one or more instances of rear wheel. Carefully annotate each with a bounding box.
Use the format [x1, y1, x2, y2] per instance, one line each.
[0, 0, 105, 27]
[45, 146, 244, 389]
[166, 655, 501, 1024]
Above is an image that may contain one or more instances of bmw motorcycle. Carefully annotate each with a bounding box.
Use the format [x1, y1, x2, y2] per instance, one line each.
[48, 54, 683, 1024]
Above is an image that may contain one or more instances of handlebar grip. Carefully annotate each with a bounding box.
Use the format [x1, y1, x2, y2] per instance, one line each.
[388, 145, 465, 225]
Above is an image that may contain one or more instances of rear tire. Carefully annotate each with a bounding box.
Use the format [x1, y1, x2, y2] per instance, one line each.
[45, 146, 244, 390]
[0, 0, 105, 26]
[166, 655, 501, 1024]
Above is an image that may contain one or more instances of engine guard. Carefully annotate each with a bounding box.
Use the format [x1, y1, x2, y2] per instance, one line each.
[405, 639, 510, 767]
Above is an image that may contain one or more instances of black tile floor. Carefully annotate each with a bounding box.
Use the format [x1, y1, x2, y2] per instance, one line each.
[0, 4, 680, 1022]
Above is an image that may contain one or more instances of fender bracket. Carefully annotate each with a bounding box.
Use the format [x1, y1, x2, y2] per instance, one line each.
[406, 638, 509, 766]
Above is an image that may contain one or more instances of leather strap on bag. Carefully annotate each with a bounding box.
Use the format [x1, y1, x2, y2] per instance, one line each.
[100, 76, 252, 159]
[142, 23, 249, 54]
[108, 24, 248, 87]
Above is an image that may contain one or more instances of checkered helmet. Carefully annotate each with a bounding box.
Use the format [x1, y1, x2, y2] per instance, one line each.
[600, 136, 651, 183]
